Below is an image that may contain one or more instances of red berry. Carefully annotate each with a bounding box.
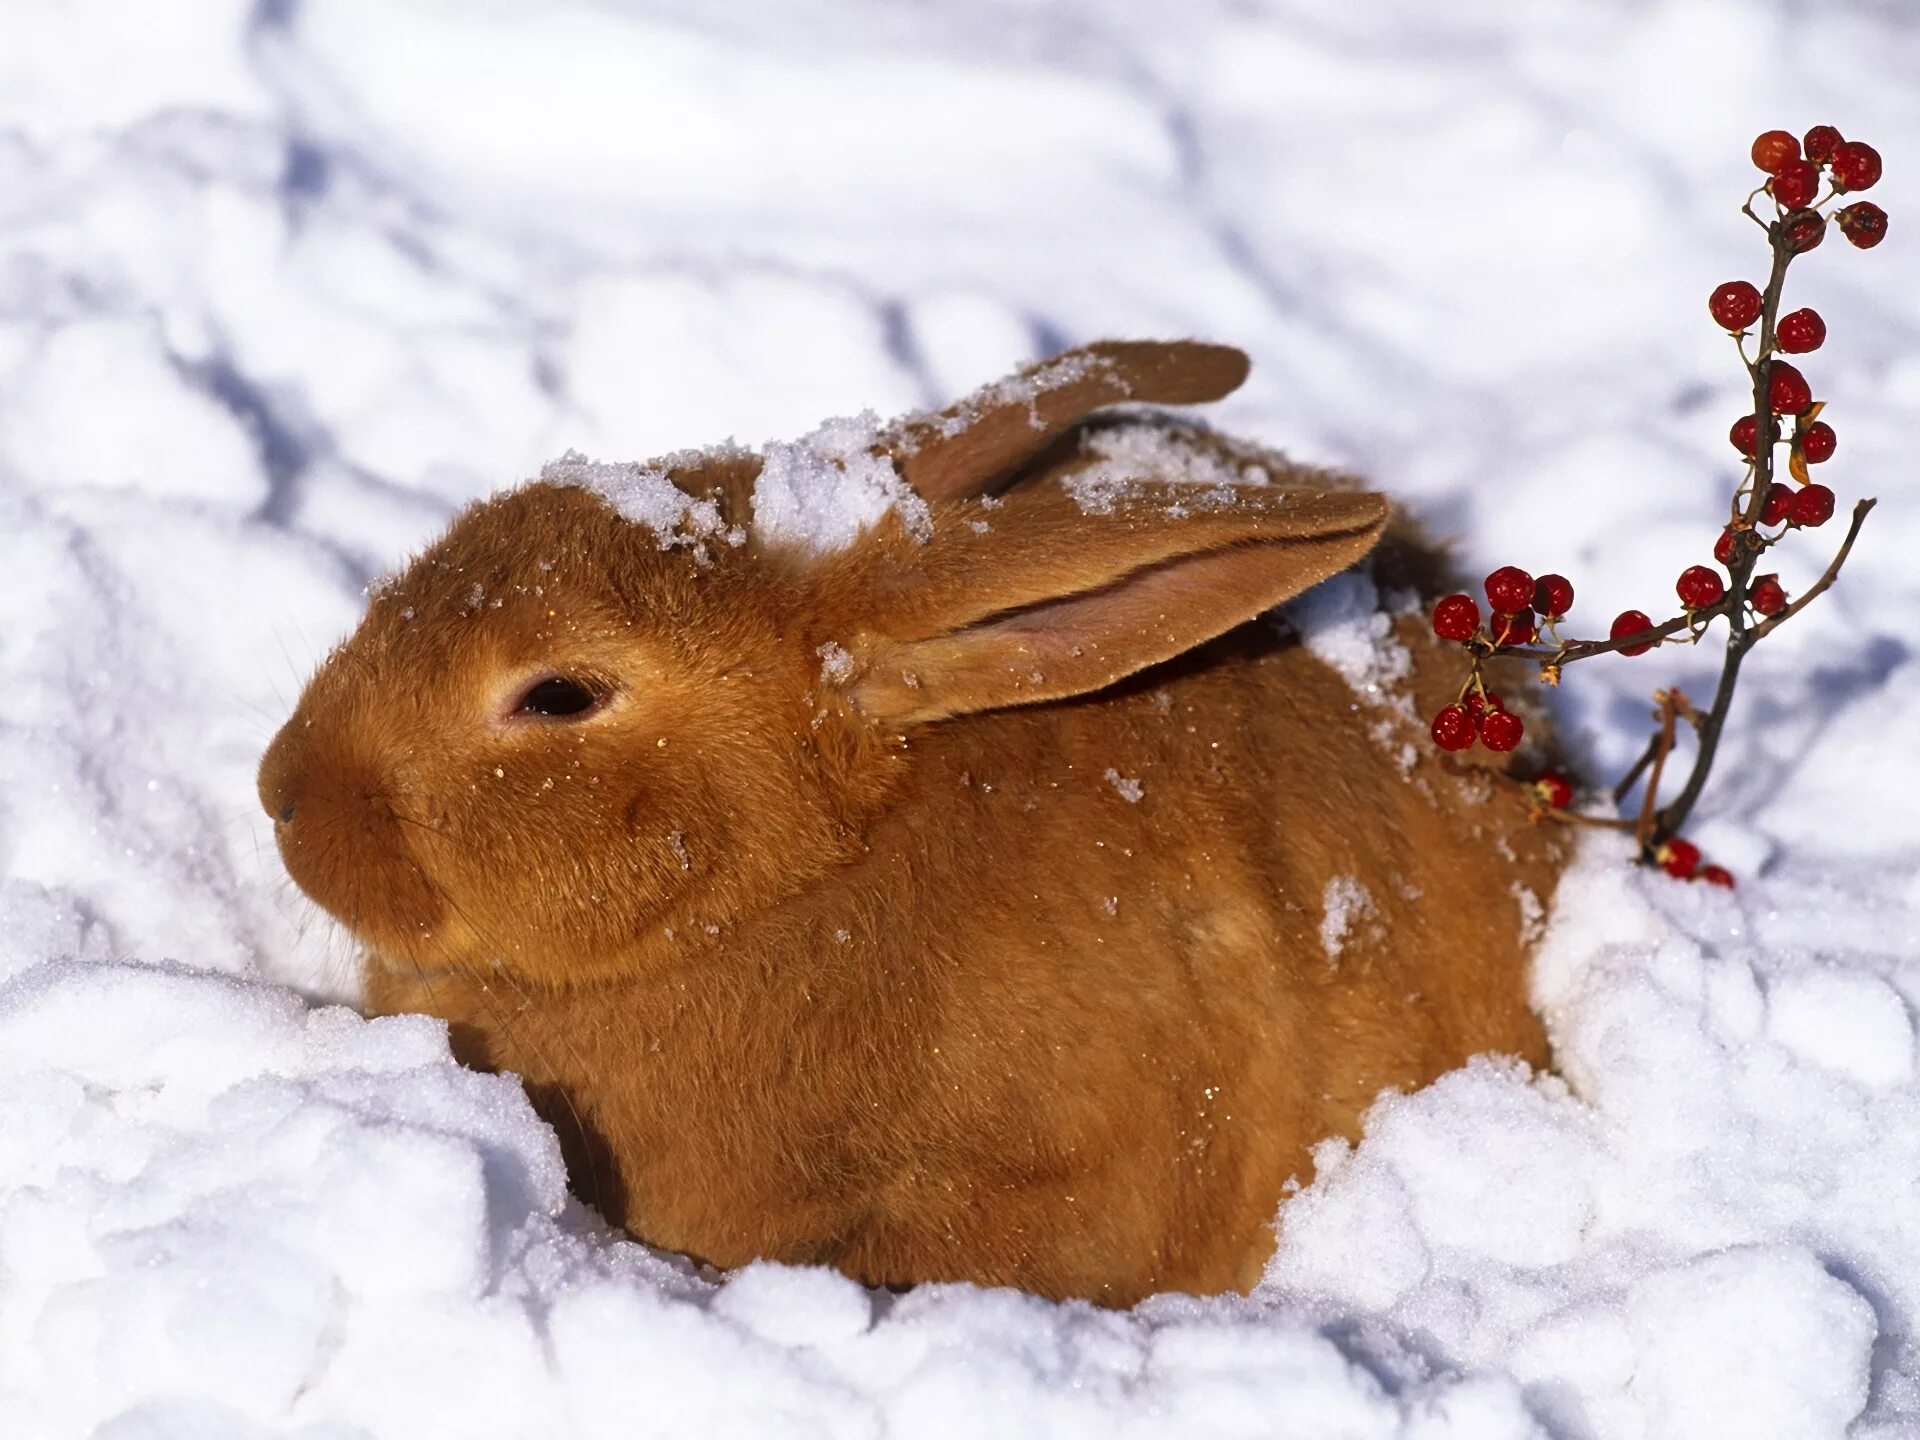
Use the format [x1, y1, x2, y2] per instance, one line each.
[1701, 864, 1736, 889]
[1783, 211, 1827, 253]
[1533, 772, 1574, 809]
[1774, 308, 1825, 354]
[1790, 483, 1835, 528]
[1489, 609, 1536, 647]
[1676, 565, 1725, 609]
[1831, 140, 1882, 192]
[1532, 574, 1574, 618]
[1708, 280, 1763, 331]
[1729, 414, 1776, 458]
[1803, 125, 1844, 164]
[1656, 837, 1701, 879]
[1479, 708, 1524, 753]
[1713, 528, 1736, 567]
[1837, 201, 1888, 250]
[1465, 689, 1504, 717]
[1760, 481, 1793, 526]
[1750, 575, 1787, 616]
[1750, 129, 1800, 175]
[1484, 565, 1535, 614]
[1767, 361, 1812, 415]
[1432, 592, 1480, 642]
[1800, 420, 1836, 464]
[1611, 610, 1656, 657]
[1770, 159, 1820, 210]
[1431, 704, 1476, 752]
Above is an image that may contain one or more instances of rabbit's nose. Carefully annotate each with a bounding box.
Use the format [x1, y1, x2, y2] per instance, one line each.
[277, 801, 297, 824]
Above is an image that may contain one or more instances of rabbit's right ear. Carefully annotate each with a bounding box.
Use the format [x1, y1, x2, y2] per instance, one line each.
[885, 341, 1250, 503]
[843, 482, 1389, 727]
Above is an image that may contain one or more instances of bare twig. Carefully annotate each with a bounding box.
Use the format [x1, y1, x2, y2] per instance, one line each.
[1749, 498, 1876, 639]
[1611, 729, 1665, 804]
[1636, 695, 1681, 852]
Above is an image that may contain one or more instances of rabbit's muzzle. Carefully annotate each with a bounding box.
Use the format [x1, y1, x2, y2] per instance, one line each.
[260, 723, 448, 957]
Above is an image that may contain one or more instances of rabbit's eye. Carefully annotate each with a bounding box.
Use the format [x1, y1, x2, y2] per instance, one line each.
[513, 676, 601, 719]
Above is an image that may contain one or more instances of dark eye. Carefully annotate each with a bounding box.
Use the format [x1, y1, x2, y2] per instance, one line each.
[513, 676, 601, 719]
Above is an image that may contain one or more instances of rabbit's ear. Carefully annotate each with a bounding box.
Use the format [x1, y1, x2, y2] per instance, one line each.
[846, 483, 1388, 726]
[886, 341, 1250, 503]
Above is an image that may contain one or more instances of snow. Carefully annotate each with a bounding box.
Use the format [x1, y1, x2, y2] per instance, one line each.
[540, 449, 735, 552]
[1284, 571, 1415, 704]
[816, 641, 856, 686]
[3, 1, 1920, 1436]
[752, 412, 933, 550]
[923, 346, 1108, 441]
[1318, 876, 1376, 962]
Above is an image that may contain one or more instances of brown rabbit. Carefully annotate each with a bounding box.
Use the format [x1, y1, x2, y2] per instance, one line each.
[259, 340, 1565, 1307]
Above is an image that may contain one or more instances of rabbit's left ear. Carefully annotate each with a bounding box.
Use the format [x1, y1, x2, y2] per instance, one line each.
[844, 481, 1388, 727]
[884, 341, 1250, 503]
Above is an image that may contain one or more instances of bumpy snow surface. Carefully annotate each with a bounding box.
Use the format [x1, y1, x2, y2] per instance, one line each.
[4, 4, 1920, 1437]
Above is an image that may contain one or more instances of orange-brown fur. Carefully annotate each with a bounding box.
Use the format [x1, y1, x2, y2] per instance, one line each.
[259, 342, 1566, 1306]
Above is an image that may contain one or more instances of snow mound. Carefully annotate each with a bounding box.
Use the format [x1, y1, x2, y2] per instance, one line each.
[0, 958, 1552, 1437]
[9, 837, 1920, 1436]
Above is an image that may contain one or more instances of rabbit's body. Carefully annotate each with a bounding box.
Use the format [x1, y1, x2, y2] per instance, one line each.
[265, 342, 1565, 1306]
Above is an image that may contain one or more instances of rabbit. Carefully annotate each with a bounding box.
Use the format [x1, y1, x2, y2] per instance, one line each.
[259, 340, 1567, 1307]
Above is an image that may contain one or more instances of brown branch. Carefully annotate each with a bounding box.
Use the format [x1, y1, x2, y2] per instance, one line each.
[1611, 729, 1664, 805]
[1500, 603, 1726, 667]
[1645, 210, 1804, 843]
[1749, 498, 1876, 640]
[1636, 695, 1681, 852]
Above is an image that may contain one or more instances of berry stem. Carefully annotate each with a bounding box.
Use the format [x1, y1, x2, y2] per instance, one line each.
[1636, 693, 1682, 850]
[1611, 729, 1664, 804]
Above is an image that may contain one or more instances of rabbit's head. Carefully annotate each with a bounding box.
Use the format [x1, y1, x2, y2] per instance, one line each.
[260, 343, 1390, 987]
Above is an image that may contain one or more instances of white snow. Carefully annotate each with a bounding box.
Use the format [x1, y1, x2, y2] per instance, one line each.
[1284, 571, 1416, 704]
[1318, 876, 1376, 961]
[1104, 768, 1146, 804]
[540, 449, 733, 551]
[816, 641, 856, 686]
[916, 346, 1108, 443]
[4, 1, 1920, 1436]
[752, 412, 933, 550]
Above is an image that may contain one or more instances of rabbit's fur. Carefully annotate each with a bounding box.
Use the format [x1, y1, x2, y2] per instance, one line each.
[261, 342, 1565, 1306]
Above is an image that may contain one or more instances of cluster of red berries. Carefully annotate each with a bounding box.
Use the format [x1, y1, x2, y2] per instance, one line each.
[1653, 835, 1736, 889]
[1750, 125, 1887, 250]
[1431, 566, 1573, 649]
[1428, 566, 1580, 752]
[1433, 564, 1665, 666]
[1430, 687, 1522, 754]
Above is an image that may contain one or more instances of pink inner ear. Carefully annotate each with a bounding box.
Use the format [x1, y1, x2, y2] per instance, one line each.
[968, 542, 1281, 670]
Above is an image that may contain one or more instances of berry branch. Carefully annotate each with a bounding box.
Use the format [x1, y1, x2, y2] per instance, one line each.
[1425, 126, 1887, 886]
